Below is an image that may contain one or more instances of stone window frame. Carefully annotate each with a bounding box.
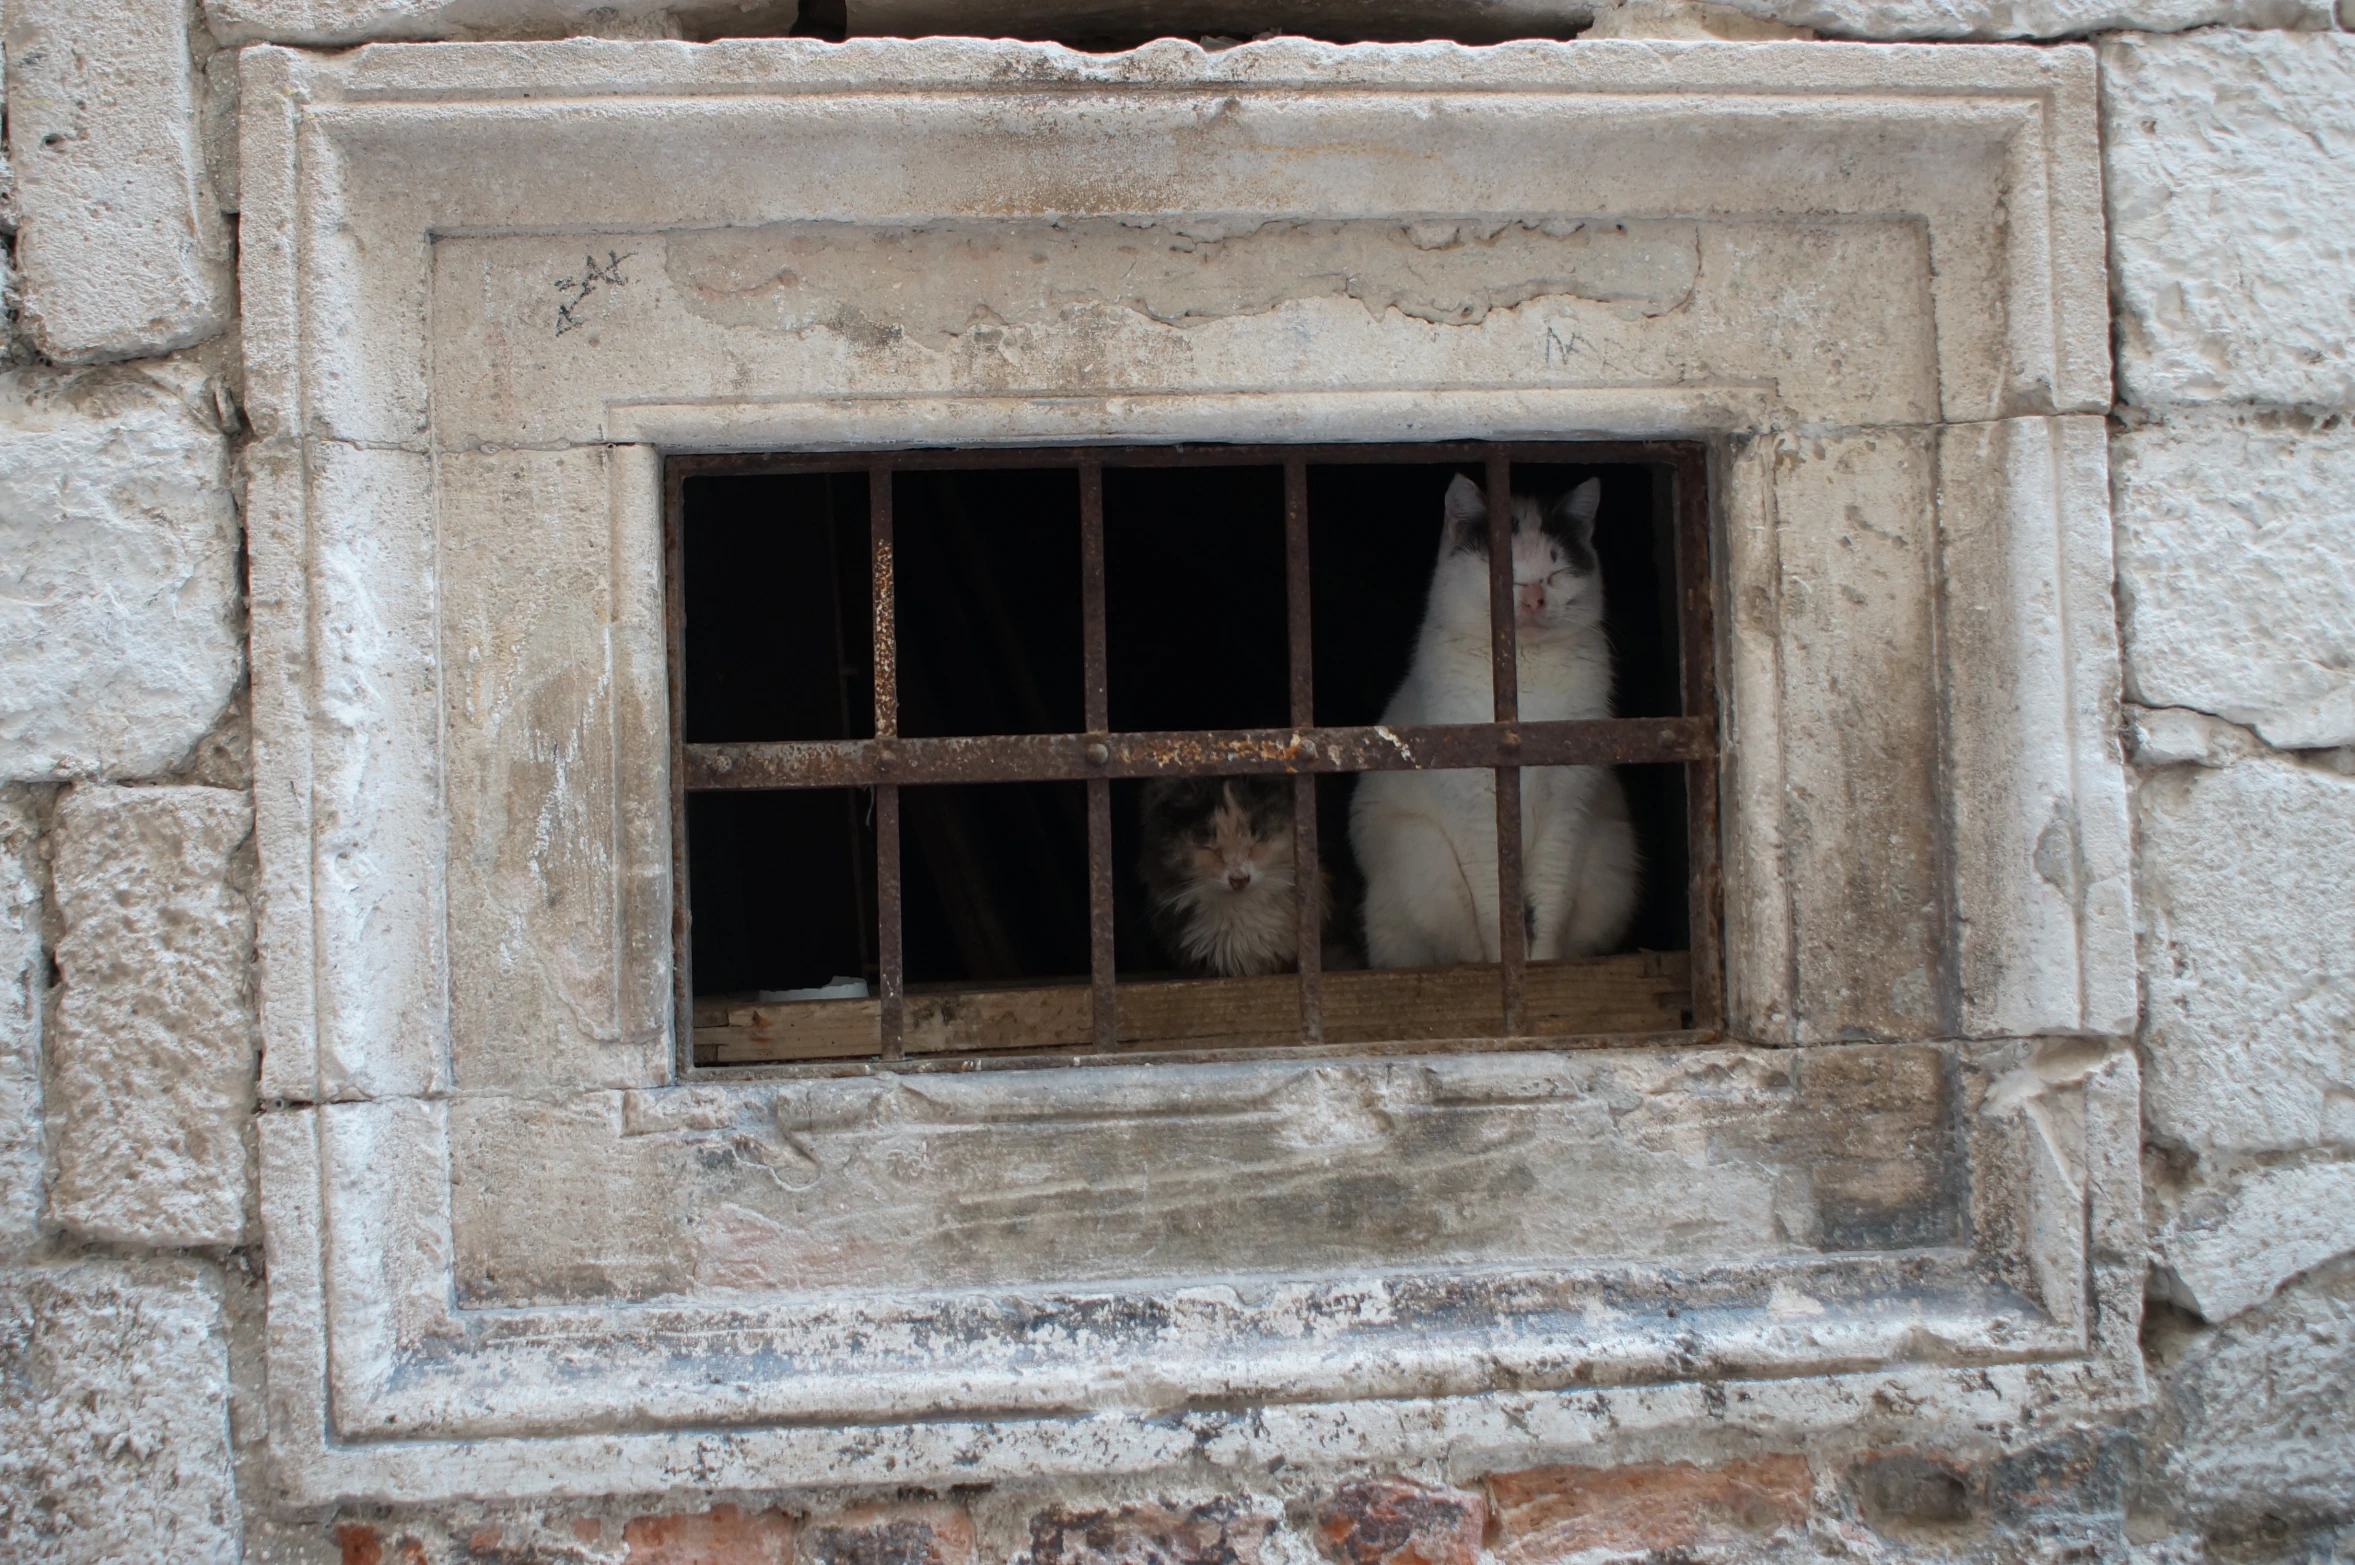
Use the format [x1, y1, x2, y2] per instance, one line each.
[241, 37, 2145, 1507]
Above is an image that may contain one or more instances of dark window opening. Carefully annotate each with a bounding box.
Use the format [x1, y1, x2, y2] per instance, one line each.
[671, 443, 1719, 1069]
[766, 2, 1581, 50]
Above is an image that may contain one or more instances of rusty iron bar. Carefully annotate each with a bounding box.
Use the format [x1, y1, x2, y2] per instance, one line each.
[869, 461, 904, 1058]
[672, 440, 1702, 479]
[682, 716, 1711, 790]
[673, 440, 1723, 1068]
[1085, 779, 1116, 1049]
[663, 462, 695, 1064]
[870, 462, 898, 741]
[1674, 446, 1725, 1031]
[1079, 461, 1117, 1051]
[1484, 451, 1527, 1037]
[1283, 457, 1324, 1044]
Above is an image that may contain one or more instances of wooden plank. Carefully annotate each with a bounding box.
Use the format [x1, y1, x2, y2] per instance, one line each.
[693, 951, 1690, 1066]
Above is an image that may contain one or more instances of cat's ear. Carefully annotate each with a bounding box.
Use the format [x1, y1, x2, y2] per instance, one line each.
[1442, 473, 1488, 552]
[1549, 478, 1603, 550]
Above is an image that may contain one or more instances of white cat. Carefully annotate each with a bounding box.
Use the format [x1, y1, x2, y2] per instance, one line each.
[1350, 474, 1640, 968]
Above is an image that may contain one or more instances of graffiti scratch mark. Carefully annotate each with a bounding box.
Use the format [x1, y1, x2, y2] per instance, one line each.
[554, 250, 633, 336]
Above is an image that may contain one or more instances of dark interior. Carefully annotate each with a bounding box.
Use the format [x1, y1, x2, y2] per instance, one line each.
[681, 455, 1691, 997]
[776, 1, 1580, 49]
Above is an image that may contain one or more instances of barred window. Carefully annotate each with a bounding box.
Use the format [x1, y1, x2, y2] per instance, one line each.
[669, 444, 1718, 1069]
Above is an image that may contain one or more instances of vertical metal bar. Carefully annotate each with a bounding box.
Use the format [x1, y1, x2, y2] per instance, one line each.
[1673, 447, 1724, 1031]
[874, 787, 904, 1054]
[870, 461, 904, 1058]
[1283, 457, 1324, 1044]
[1079, 461, 1117, 1050]
[1486, 453, 1520, 727]
[1485, 451, 1526, 1036]
[663, 461, 695, 1066]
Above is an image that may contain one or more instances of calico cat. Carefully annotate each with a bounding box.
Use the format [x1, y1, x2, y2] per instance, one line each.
[1137, 775, 1328, 977]
[1349, 473, 1639, 967]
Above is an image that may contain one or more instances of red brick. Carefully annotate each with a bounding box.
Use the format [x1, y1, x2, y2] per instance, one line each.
[337, 1526, 434, 1565]
[1030, 1500, 1277, 1565]
[800, 1503, 976, 1565]
[1315, 1478, 1486, 1565]
[623, 1503, 798, 1564]
[1487, 1455, 1814, 1560]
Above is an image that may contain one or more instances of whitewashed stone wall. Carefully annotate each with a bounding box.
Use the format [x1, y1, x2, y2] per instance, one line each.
[2102, 24, 2355, 1553]
[0, 3, 2348, 1562]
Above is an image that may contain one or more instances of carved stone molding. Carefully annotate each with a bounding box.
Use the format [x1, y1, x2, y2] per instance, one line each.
[241, 36, 2138, 1505]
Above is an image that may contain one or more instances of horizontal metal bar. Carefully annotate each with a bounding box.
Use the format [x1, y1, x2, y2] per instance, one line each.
[683, 716, 1714, 791]
[671, 440, 1703, 482]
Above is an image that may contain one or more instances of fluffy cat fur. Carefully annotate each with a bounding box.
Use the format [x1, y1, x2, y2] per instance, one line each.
[1138, 776, 1327, 977]
[1350, 473, 1639, 967]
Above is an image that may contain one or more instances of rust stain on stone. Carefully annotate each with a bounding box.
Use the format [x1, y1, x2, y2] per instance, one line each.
[1488, 1455, 1814, 1560]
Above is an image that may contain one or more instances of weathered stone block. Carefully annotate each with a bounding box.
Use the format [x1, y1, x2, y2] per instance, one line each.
[2157, 1161, 2355, 1324]
[452, 1047, 1961, 1307]
[2127, 705, 2263, 771]
[857, 0, 2330, 42]
[1740, 0, 2328, 34]
[204, 0, 793, 45]
[48, 785, 256, 1248]
[439, 445, 670, 1093]
[2104, 31, 2355, 412]
[2115, 415, 2355, 751]
[2, 0, 232, 361]
[2160, 1256, 2355, 1530]
[0, 792, 38, 1259]
[2137, 756, 2355, 1162]
[0, 366, 241, 782]
[1315, 1478, 1485, 1565]
[0, 1260, 241, 1563]
[1032, 1502, 1277, 1565]
[1486, 1456, 1814, 1560]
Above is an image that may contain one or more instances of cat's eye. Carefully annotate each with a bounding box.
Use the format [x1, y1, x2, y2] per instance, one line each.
[674, 443, 1715, 1068]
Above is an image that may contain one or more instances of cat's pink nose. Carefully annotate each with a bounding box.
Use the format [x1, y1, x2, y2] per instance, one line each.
[1517, 582, 1545, 618]
[1227, 868, 1252, 891]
